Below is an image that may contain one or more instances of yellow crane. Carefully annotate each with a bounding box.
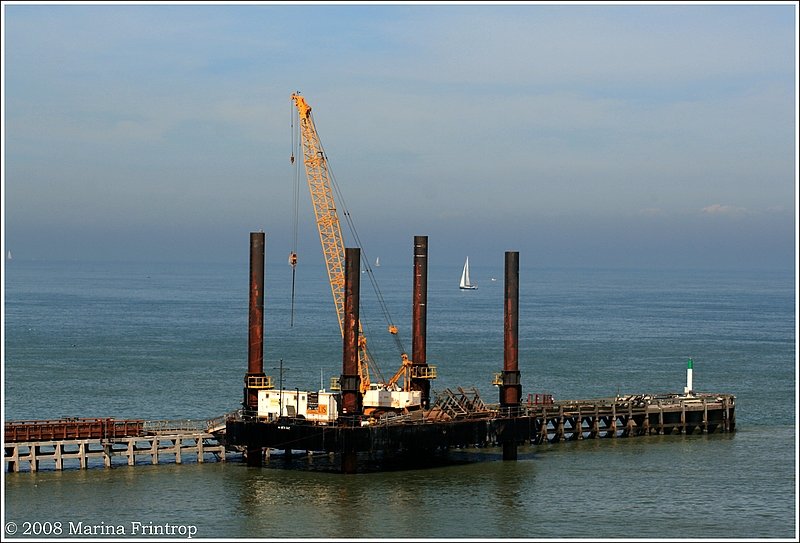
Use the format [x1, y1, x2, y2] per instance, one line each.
[290, 92, 398, 396]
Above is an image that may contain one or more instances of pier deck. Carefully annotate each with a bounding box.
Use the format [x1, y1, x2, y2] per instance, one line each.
[4, 417, 230, 473]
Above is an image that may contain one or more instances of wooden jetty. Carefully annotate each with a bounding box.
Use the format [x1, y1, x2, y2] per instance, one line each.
[4, 417, 230, 473]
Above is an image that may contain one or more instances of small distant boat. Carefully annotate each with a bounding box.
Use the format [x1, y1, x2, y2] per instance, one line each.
[375, 257, 380, 267]
[459, 257, 477, 290]
[6, 250, 11, 260]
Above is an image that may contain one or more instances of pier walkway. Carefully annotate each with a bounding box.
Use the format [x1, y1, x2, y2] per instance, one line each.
[4, 415, 233, 473]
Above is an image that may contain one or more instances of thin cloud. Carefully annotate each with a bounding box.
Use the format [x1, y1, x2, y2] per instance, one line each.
[701, 204, 748, 216]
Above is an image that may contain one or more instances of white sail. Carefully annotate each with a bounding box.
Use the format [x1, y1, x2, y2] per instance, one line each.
[459, 257, 477, 289]
[375, 257, 380, 267]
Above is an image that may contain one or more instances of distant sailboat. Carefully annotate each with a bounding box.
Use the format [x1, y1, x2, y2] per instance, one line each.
[375, 257, 380, 267]
[459, 257, 477, 290]
[6, 250, 11, 260]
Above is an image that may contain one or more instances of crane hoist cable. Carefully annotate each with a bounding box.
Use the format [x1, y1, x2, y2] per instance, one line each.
[315, 135, 408, 359]
[289, 98, 300, 327]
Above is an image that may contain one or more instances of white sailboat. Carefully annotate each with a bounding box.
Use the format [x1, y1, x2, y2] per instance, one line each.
[375, 257, 380, 267]
[459, 257, 477, 290]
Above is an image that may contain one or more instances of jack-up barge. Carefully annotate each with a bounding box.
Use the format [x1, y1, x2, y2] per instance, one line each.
[225, 232, 736, 473]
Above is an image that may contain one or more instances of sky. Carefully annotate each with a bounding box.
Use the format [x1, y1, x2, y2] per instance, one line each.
[1, 2, 797, 271]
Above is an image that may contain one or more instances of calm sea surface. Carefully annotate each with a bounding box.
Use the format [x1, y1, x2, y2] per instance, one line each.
[2, 259, 797, 539]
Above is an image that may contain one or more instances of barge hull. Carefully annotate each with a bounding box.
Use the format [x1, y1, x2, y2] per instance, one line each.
[226, 393, 735, 471]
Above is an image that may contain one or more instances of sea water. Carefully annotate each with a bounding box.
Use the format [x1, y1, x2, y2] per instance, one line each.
[2, 259, 796, 539]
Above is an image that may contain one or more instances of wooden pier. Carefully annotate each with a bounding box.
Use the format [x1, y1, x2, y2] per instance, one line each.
[4, 417, 231, 473]
[520, 391, 737, 441]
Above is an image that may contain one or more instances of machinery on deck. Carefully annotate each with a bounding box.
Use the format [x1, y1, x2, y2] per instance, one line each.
[290, 92, 434, 414]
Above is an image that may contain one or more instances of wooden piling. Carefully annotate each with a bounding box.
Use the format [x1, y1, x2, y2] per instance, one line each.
[4, 433, 226, 473]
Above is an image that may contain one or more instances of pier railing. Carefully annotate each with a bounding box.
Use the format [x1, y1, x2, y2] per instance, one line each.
[4, 411, 244, 443]
[4, 418, 144, 443]
[142, 419, 209, 435]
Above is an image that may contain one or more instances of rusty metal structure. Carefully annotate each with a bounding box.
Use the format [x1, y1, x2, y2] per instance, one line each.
[499, 251, 522, 460]
[243, 232, 269, 412]
[340, 247, 363, 419]
[5, 418, 144, 443]
[500, 251, 522, 409]
[410, 235, 432, 408]
[224, 235, 737, 473]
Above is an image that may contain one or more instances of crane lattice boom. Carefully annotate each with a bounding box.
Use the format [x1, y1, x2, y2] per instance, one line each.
[291, 93, 372, 393]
